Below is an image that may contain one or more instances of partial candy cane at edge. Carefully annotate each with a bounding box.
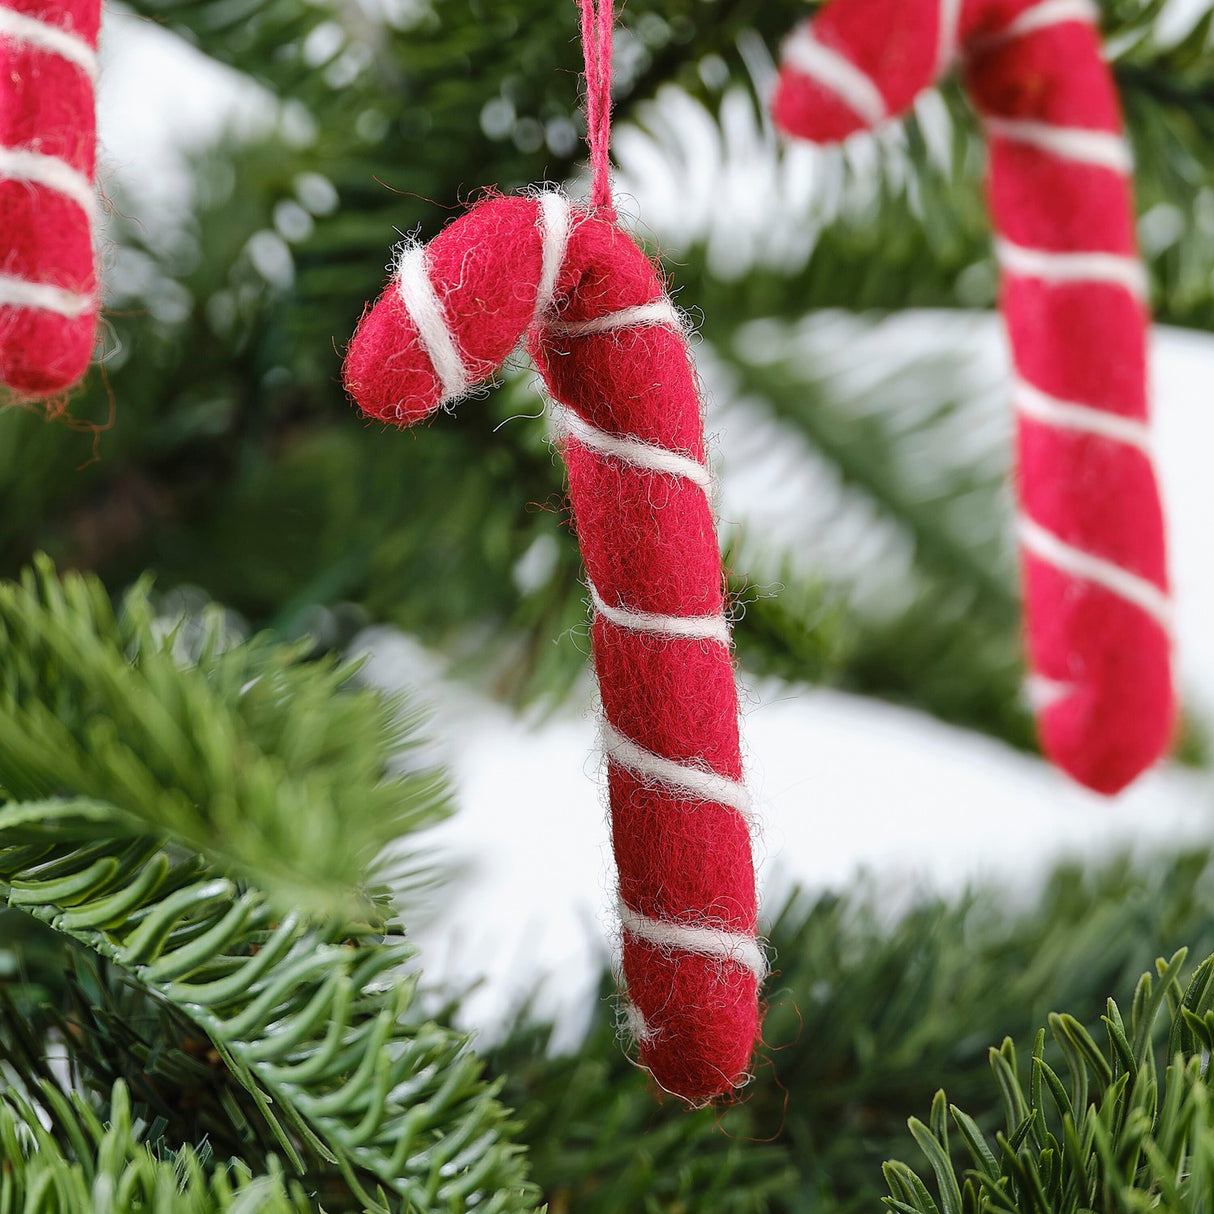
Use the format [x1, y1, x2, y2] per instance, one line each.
[0, 0, 100, 395]
[773, 0, 1174, 795]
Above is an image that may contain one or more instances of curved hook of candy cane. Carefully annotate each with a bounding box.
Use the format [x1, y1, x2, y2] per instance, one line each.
[771, 0, 1175, 795]
[0, 0, 100, 396]
[342, 191, 764, 1105]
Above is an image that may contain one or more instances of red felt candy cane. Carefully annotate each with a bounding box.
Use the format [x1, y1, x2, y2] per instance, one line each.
[772, 0, 1174, 795]
[0, 0, 99, 396]
[344, 191, 763, 1104]
[343, 0, 762, 1106]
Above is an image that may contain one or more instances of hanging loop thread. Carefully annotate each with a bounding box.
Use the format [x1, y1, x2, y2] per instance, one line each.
[580, 0, 615, 213]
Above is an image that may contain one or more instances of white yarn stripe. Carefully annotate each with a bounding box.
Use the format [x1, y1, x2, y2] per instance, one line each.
[590, 582, 731, 646]
[547, 299, 684, 337]
[983, 116, 1131, 173]
[781, 28, 887, 126]
[601, 722, 751, 815]
[994, 239, 1148, 299]
[0, 273, 91, 317]
[0, 147, 95, 218]
[0, 6, 98, 79]
[534, 192, 571, 323]
[1014, 379, 1152, 453]
[1001, 0, 1098, 41]
[937, 0, 964, 70]
[395, 246, 470, 402]
[624, 1002, 657, 1043]
[550, 403, 713, 492]
[620, 903, 767, 982]
[1018, 515, 1172, 631]
[991, 119, 1131, 175]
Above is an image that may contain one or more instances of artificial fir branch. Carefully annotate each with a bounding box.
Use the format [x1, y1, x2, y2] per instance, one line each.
[882, 947, 1214, 1213]
[0, 556, 449, 913]
[4, 736, 1214, 1206]
[0, 561, 538, 1209]
[0, 805, 539, 1210]
[0, 1080, 315, 1211]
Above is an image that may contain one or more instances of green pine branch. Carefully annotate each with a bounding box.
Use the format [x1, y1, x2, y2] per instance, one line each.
[704, 320, 1015, 618]
[0, 560, 541, 1210]
[0, 555, 449, 913]
[883, 945, 1214, 1213]
[0, 801, 538, 1210]
[0, 1080, 314, 1212]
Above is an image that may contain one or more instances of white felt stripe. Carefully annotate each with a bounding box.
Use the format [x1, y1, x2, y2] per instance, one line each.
[1001, 0, 1098, 40]
[0, 273, 92, 317]
[0, 147, 96, 218]
[620, 903, 767, 982]
[983, 116, 1132, 173]
[601, 722, 751, 815]
[550, 403, 713, 492]
[994, 239, 1148, 299]
[547, 299, 684, 337]
[395, 246, 470, 402]
[0, 7, 98, 79]
[1014, 379, 1153, 453]
[534, 191, 571, 323]
[781, 28, 887, 127]
[937, 0, 964, 69]
[590, 582, 731, 645]
[1018, 515, 1172, 631]
[1024, 673, 1075, 712]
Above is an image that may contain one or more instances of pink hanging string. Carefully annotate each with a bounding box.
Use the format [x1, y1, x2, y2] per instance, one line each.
[579, 0, 615, 212]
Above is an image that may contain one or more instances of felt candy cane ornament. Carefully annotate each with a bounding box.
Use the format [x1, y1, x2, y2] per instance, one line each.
[0, 0, 100, 396]
[342, 0, 763, 1105]
[772, 0, 1174, 795]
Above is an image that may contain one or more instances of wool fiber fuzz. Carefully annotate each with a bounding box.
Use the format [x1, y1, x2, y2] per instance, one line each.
[0, 0, 99, 395]
[344, 193, 762, 1105]
[773, 0, 1173, 795]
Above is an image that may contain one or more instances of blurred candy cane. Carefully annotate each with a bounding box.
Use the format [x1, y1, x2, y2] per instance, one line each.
[773, 0, 1173, 794]
[0, 0, 99, 395]
[343, 192, 763, 1104]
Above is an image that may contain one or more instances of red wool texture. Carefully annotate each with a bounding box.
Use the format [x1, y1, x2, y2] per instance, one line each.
[0, 0, 99, 396]
[344, 194, 762, 1104]
[772, 0, 1174, 795]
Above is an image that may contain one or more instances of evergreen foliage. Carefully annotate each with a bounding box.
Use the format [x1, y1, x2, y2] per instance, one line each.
[0, 563, 536, 1210]
[882, 948, 1214, 1214]
[0, 557, 448, 911]
[0, 1079, 316, 1212]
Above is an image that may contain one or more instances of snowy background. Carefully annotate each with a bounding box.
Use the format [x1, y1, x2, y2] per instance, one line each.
[97, 6, 1214, 1049]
